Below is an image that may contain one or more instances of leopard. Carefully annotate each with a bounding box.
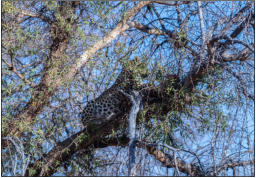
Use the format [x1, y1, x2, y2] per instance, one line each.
[81, 57, 148, 126]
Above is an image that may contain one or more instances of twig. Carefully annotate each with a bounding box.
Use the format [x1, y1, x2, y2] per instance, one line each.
[152, 5, 166, 32]
[2, 137, 30, 176]
[181, 149, 205, 174]
[2, 57, 35, 87]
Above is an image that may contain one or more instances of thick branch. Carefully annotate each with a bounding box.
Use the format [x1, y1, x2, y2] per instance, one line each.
[136, 142, 205, 176]
[221, 47, 251, 62]
[215, 160, 255, 175]
[120, 90, 142, 176]
[231, 12, 254, 38]
[17, 9, 50, 23]
[183, 45, 252, 91]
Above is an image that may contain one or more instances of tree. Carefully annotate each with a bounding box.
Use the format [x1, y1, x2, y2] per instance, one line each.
[1, 1, 254, 176]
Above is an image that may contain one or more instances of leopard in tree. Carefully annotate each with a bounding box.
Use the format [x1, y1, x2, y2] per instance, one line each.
[81, 57, 148, 126]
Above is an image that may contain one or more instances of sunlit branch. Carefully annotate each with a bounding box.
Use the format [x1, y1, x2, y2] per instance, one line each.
[136, 141, 205, 176]
[197, 1, 207, 54]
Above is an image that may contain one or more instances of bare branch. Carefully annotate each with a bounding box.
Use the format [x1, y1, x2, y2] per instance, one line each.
[230, 11, 254, 38]
[119, 90, 142, 176]
[218, 2, 252, 38]
[2, 57, 35, 87]
[183, 44, 252, 91]
[152, 5, 166, 31]
[225, 68, 254, 100]
[221, 47, 252, 62]
[128, 21, 186, 48]
[12, 7, 52, 24]
[74, 1, 151, 69]
[197, 1, 206, 47]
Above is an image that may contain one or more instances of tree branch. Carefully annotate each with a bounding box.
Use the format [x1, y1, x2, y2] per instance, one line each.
[136, 141, 205, 176]
[119, 90, 142, 176]
[2, 137, 30, 176]
[128, 21, 167, 36]
[2, 58, 35, 87]
[215, 160, 254, 175]
[230, 11, 254, 38]
[197, 1, 206, 47]
[221, 2, 252, 37]
[183, 45, 252, 91]
[128, 21, 189, 49]
[153, 1, 190, 6]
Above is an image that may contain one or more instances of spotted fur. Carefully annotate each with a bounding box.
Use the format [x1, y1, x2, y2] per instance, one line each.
[81, 58, 147, 126]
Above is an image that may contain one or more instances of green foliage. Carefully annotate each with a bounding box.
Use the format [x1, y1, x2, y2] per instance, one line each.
[2, 1, 17, 14]
[1, 1, 253, 176]
[45, 1, 58, 10]
[28, 168, 36, 176]
[78, 133, 88, 144]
